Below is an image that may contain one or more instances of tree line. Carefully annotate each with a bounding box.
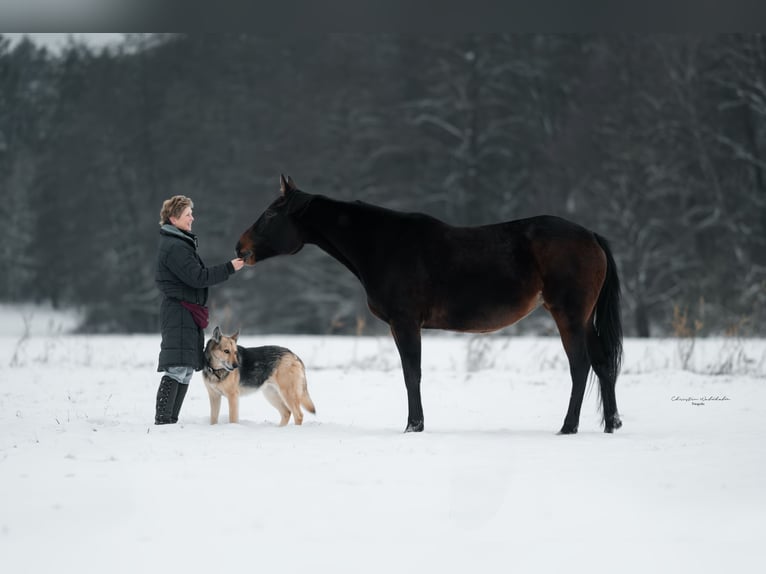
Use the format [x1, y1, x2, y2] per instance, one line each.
[1, 33, 764, 336]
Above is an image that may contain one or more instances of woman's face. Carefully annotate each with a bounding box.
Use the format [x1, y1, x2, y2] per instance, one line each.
[170, 206, 194, 232]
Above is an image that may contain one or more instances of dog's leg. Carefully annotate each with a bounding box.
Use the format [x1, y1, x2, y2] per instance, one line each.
[287, 391, 304, 425]
[274, 358, 306, 425]
[226, 390, 240, 424]
[206, 385, 222, 425]
[263, 384, 291, 426]
[279, 383, 304, 426]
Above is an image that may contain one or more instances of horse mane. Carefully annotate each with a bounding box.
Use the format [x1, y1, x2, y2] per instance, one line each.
[346, 198, 444, 226]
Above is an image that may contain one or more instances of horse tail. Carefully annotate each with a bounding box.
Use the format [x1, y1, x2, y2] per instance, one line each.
[590, 234, 623, 386]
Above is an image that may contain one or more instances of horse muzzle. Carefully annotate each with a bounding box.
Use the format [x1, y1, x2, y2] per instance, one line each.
[236, 246, 255, 265]
[241, 250, 255, 265]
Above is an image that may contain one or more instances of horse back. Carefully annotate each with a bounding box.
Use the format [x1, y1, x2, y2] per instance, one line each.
[401, 214, 605, 332]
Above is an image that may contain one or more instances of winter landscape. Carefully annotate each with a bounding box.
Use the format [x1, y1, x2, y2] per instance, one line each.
[1, 304, 765, 574]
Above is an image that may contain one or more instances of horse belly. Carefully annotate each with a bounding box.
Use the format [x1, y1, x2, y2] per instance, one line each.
[424, 289, 544, 333]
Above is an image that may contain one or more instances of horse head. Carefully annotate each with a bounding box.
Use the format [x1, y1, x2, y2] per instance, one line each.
[236, 174, 312, 265]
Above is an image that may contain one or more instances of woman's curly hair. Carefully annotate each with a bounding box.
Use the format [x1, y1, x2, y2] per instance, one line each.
[159, 195, 193, 226]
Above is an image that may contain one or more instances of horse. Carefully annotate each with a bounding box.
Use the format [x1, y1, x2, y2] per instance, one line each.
[236, 175, 623, 434]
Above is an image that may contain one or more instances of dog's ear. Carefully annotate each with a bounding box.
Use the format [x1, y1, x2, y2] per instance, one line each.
[212, 326, 222, 343]
[231, 330, 239, 342]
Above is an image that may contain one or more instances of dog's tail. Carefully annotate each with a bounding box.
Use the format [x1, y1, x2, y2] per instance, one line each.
[301, 379, 316, 414]
[302, 391, 316, 414]
[298, 358, 316, 414]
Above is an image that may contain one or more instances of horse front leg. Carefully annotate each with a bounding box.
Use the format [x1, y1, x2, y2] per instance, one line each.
[389, 321, 424, 432]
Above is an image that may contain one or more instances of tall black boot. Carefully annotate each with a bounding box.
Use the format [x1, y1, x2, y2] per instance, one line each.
[170, 383, 189, 424]
[155, 375, 179, 425]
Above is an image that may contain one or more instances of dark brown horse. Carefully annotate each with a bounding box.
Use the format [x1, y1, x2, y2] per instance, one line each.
[237, 175, 623, 434]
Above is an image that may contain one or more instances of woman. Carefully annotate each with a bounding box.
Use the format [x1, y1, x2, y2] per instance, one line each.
[155, 195, 245, 425]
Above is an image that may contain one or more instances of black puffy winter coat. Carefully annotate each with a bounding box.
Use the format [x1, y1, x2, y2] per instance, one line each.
[156, 224, 235, 371]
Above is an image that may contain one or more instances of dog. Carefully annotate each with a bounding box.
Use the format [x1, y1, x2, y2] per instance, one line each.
[202, 326, 315, 425]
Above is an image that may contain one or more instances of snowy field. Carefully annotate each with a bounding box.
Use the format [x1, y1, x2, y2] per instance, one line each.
[1, 305, 765, 573]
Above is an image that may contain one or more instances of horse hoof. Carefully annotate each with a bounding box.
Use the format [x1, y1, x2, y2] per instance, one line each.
[558, 425, 578, 435]
[605, 415, 623, 433]
[405, 420, 424, 433]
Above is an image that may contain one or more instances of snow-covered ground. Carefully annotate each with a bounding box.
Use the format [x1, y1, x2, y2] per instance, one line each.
[1, 304, 765, 573]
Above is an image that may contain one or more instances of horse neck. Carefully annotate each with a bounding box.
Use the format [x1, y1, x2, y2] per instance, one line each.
[299, 196, 379, 278]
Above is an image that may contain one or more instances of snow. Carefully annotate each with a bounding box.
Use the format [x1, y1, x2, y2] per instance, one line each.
[1, 304, 765, 573]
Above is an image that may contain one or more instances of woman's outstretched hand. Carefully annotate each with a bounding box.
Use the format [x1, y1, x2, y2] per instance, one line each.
[231, 258, 245, 271]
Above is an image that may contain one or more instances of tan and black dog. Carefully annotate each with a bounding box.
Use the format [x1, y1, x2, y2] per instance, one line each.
[202, 326, 315, 425]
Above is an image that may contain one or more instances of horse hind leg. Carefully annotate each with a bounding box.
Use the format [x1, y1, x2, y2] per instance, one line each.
[551, 310, 591, 435]
[587, 328, 622, 433]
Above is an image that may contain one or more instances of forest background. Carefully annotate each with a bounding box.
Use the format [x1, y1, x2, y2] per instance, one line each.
[1, 33, 764, 337]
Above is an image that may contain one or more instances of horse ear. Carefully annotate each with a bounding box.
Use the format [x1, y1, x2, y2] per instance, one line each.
[280, 173, 297, 195]
[280, 174, 289, 195]
[212, 326, 221, 342]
